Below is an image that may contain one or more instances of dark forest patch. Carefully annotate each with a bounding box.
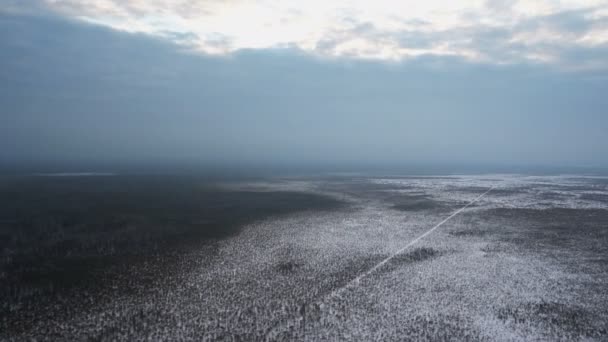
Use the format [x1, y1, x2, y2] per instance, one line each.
[393, 247, 440, 263]
[580, 192, 608, 203]
[496, 301, 607, 339]
[379, 247, 443, 275]
[397, 313, 482, 341]
[390, 194, 442, 211]
[479, 242, 512, 254]
[316, 254, 389, 297]
[0, 175, 345, 334]
[449, 228, 488, 238]
[479, 208, 608, 254]
[275, 261, 301, 275]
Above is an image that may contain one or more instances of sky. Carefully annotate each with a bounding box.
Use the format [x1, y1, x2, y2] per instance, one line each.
[1, 1, 608, 170]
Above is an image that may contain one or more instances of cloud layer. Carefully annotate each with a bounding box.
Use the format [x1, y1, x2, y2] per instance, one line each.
[3, 0, 608, 69]
[1, 14, 607, 168]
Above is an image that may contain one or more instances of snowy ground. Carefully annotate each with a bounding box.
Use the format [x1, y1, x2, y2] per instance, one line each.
[2, 174, 608, 341]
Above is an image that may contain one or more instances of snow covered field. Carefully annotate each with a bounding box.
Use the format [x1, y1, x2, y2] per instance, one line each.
[2, 174, 608, 341]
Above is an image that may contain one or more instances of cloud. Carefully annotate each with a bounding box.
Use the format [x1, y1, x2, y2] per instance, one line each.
[3, 0, 607, 69]
[1, 13, 607, 167]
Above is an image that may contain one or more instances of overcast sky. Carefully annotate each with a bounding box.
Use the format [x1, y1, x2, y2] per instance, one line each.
[1, 1, 607, 170]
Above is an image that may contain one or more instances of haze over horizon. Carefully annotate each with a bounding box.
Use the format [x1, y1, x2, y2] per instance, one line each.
[1, 1, 608, 171]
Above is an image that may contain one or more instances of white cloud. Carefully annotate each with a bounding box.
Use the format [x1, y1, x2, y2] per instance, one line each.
[21, 0, 608, 67]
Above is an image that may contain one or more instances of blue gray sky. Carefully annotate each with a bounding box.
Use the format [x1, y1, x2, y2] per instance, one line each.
[1, 1, 608, 170]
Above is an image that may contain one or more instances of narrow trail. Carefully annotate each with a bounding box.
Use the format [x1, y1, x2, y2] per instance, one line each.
[264, 185, 495, 341]
[328, 185, 495, 298]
